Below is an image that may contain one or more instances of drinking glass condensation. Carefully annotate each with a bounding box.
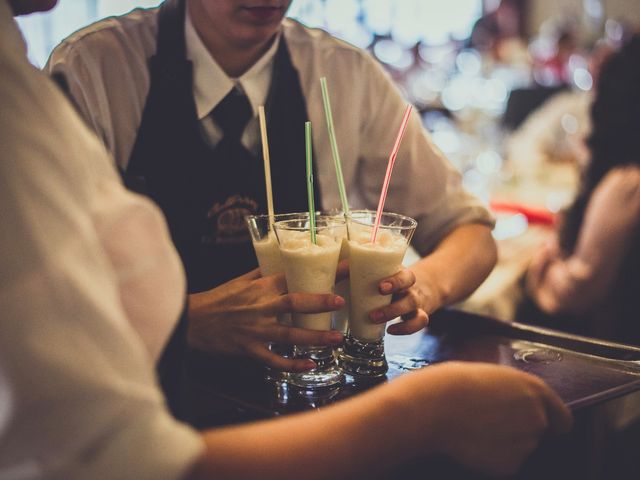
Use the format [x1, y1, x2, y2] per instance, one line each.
[273, 216, 346, 390]
[339, 211, 417, 378]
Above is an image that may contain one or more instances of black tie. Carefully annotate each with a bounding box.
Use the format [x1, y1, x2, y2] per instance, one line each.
[210, 87, 253, 142]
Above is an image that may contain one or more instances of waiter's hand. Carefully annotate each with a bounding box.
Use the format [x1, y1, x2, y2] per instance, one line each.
[186, 268, 345, 372]
[368, 268, 429, 335]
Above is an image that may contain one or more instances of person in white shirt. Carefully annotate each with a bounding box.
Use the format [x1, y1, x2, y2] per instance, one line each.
[46, 0, 497, 392]
[1, 1, 573, 478]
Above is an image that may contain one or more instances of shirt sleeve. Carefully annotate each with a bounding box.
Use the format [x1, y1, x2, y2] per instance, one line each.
[44, 18, 154, 172]
[356, 55, 494, 255]
[0, 25, 203, 479]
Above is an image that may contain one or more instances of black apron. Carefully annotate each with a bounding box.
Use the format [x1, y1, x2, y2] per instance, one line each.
[125, 0, 320, 419]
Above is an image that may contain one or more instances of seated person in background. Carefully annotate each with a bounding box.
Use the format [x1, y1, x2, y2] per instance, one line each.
[518, 35, 640, 345]
[1, 1, 572, 479]
[45, 0, 497, 409]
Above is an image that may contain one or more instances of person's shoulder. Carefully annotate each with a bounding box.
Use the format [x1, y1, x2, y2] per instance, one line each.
[601, 164, 640, 189]
[283, 18, 377, 66]
[48, 7, 159, 67]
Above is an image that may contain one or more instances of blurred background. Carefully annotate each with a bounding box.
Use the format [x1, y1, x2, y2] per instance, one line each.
[16, 0, 640, 320]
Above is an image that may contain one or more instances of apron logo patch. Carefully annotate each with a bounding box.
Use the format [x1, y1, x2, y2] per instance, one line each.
[204, 195, 259, 245]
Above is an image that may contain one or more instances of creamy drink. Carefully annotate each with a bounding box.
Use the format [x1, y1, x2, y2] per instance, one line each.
[339, 211, 417, 378]
[332, 236, 350, 333]
[274, 217, 345, 389]
[348, 229, 408, 341]
[252, 230, 282, 277]
[278, 231, 341, 330]
[247, 213, 311, 328]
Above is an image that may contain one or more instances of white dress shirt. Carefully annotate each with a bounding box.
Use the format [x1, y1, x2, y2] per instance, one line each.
[0, 1, 203, 477]
[46, 5, 494, 255]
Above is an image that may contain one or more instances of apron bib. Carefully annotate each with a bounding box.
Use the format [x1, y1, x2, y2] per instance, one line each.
[124, 0, 319, 419]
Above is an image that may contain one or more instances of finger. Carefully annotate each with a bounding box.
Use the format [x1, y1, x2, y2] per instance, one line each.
[257, 272, 288, 295]
[379, 269, 416, 295]
[266, 324, 344, 347]
[386, 310, 428, 335]
[264, 292, 345, 315]
[240, 268, 263, 281]
[335, 259, 350, 283]
[247, 343, 316, 372]
[537, 383, 573, 435]
[370, 289, 421, 323]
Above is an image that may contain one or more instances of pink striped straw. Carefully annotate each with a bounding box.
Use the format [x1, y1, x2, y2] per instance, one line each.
[371, 104, 413, 243]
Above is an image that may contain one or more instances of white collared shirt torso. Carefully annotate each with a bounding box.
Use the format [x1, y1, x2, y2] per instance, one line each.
[46, 6, 494, 255]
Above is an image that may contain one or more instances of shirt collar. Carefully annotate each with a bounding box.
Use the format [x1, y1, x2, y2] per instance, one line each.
[185, 9, 280, 120]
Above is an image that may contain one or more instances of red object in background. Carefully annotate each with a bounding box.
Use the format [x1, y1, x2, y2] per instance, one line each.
[490, 201, 556, 225]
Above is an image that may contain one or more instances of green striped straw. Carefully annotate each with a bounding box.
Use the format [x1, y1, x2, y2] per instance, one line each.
[320, 77, 349, 215]
[305, 121, 317, 245]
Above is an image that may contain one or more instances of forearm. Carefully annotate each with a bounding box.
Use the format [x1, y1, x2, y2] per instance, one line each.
[410, 224, 497, 313]
[532, 167, 640, 314]
[528, 255, 593, 314]
[187, 378, 435, 480]
[533, 242, 628, 314]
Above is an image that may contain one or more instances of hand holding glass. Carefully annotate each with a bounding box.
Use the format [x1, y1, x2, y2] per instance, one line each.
[340, 211, 417, 377]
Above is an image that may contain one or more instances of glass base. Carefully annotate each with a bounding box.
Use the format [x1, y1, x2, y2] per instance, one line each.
[338, 334, 388, 378]
[288, 345, 344, 390]
[263, 342, 292, 385]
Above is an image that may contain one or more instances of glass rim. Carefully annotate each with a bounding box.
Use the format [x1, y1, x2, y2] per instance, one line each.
[346, 210, 417, 230]
[245, 212, 316, 221]
[273, 215, 346, 232]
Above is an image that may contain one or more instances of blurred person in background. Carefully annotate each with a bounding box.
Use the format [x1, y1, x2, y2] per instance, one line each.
[1, 1, 573, 478]
[45, 0, 498, 415]
[518, 34, 640, 346]
[532, 27, 580, 88]
[504, 38, 617, 182]
[468, 0, 525, 63]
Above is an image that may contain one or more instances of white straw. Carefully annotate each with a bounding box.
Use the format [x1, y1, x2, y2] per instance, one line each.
[258, 106, 275, 224]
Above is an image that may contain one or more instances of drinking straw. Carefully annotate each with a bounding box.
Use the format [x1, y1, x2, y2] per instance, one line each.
[320, 76, 349, 215]
[305, 121, 317, 245]
[258, 106, 275, 225]
[371, 104, 413, 243]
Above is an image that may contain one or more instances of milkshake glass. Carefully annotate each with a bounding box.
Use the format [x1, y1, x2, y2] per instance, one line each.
[339, 211, 417, 378]
[274, 216, 345, 390]
[329, 210, 370, 334]
[245, 212, 308, 386]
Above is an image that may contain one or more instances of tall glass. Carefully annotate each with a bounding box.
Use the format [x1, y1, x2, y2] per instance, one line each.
[339, 211, 417, 378]
[330, 210, 373, 334]
[245, 213, 305, 386]
[274, 216, 346, 390]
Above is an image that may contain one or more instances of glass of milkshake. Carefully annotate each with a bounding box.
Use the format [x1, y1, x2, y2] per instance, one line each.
[273, 216, 346, 391]
[339, 211, 417, 378]
[329, 210, 379, 334]
[245, 212, 308, 386]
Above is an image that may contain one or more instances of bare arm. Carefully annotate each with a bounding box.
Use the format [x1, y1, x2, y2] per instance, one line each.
[527, 166, 640, 314]
[186, 362, 572, 480]
[370, 223, 497, 335]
